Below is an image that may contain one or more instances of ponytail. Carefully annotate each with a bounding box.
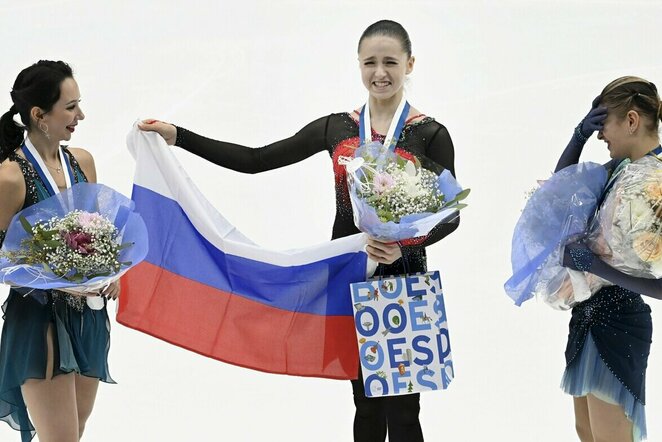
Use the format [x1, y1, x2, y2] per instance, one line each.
[0, 105, 24, 162]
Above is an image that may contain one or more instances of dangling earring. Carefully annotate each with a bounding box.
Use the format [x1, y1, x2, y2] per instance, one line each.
[38, 122, 50, 140]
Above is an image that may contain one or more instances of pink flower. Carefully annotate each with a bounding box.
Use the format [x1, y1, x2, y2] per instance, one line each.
[77, 211, 103, 228]
[373, 173, 395, 194]
[63, 231, 95, 255]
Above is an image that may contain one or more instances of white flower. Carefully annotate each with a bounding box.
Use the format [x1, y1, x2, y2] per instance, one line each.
[404, 160, 417, 177]
[620, 197, 656, 231]
[372, 173, 395, 194]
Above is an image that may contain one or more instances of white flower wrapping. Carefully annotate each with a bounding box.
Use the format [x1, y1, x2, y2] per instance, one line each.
[557, 155, 662, 305]
[0, 183, 149, 310]
[339, 142, 466, 241]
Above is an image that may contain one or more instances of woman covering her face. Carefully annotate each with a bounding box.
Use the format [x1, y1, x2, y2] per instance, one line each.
[140, 19, 459, 442]
[557, 77, 662, 441]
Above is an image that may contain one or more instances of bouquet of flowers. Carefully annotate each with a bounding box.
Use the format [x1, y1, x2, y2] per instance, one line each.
[580, 155, 662, 288]
[0, 183, 148, 295]
[340, 141, 469, 241]
[504, 162, 608, 309]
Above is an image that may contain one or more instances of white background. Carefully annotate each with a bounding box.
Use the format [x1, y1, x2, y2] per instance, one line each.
[1, 1, 661, 441]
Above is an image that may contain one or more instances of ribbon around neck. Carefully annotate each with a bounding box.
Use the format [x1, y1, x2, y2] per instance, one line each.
[21, 137, 75, 196]
[359, 95, 410, 150]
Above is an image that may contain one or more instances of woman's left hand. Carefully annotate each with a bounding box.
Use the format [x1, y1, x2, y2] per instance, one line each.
[366, 238, 402, 265]
[100, 280, 121, 301]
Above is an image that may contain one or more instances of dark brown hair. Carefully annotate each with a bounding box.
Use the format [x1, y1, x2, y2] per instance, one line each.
[358, 20, 412, 58]
[0, 60, 74, 161]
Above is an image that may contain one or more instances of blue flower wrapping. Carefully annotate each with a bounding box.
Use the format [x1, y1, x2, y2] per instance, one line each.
[504, 162, 608, 307]
[0, 182, 148, 290]
[346, 142, 464, 242]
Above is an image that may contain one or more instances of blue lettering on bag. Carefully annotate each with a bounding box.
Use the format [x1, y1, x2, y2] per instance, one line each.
[383, 304, 407, 334]
[360, 340, 384, 370]
[352, 282, 376, 303]
[441, 362, 454, 389]
[406, 275, 428, 299]
[433, 293, 447, 325]
[379, 277, 403, 299]
[365, 373, 389, 396]
[392, 371, 409, 394]
[412, 335, 433, 365]
[417, 369, 438, 390]
[387, 337, 408, 368]
[436, 328, 451, 363]
[355, 307, 379, 337]
[408, 300, 431, 331]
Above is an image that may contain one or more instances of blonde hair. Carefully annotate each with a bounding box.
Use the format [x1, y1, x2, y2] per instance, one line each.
[600, 76, 662, 133]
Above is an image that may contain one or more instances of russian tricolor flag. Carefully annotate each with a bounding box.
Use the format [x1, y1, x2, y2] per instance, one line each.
[118, 125, 374, 379]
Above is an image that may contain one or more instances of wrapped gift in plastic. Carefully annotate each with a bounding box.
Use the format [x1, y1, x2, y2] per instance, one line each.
[505, 162, 608, 309]
[582, 155, 662, 290]
[340, 141, 468, 242]
[0, 182, 148, 295]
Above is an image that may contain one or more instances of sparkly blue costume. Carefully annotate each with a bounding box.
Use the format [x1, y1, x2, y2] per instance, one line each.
[557, 137, 655, 440]
[0, 149, 115, 442]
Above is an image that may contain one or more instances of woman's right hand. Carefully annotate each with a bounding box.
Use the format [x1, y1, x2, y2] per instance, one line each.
[138, 119, 177, 145]
[577, 96, 608, 140]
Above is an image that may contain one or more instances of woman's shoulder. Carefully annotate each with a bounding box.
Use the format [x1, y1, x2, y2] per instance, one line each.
[0, 156, 25, 187]
[65, 147, 95, 169]
[65, 146, 93, 162]
[0, 157, 26, 208]
[64, 147, 96, 183]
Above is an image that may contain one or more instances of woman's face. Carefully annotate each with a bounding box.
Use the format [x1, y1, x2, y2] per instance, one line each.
[37, 77, 85, 142]
[358, 35, 413, 102]
[597, 109, 634, 159]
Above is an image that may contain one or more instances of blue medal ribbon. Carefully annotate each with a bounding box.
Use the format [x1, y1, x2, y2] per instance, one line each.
[359, 100, 410, 150]
[21, 143, 75, 197]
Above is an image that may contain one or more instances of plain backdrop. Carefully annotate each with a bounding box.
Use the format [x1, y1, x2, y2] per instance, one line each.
[1, 1, 661, 441]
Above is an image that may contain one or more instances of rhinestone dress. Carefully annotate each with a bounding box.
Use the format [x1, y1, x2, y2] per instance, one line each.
[0, 148, 115, 442]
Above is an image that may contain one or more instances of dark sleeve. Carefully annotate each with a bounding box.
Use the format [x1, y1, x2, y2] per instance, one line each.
[399, 123, 460, 255]
[590, 258, 662, 300]
[0, 230, 5, 248]
[555, 131, 588, 172]
[174, 115, 331, 174]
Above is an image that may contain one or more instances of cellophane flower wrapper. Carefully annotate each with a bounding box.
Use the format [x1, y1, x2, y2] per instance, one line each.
[504, 162, 608, 309]
[343, 141, 467, 242]
[0, 183, 148, 293]
[584, 156, 662, 287]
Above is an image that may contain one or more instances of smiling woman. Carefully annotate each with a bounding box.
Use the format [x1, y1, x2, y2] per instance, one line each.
[137, 19, 461, 442]
[0, 60, 117, 442]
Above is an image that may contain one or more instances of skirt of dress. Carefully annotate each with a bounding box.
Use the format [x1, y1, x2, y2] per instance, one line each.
[562, 285, 652, 442]
[562, 333, 646, 441]
[0, 290, 115, 442]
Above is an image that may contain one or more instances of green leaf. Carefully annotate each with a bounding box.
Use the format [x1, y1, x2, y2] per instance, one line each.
[454, 188, 471, 201]
[40, 230, 58, 240]
[86, 272, 112, 279]
[118, 242, 134, 250]
[452, 203, 468, 210]
[119, 261, 133, 266]
[19, 216, 34, 235]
